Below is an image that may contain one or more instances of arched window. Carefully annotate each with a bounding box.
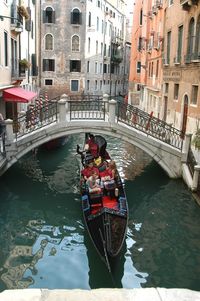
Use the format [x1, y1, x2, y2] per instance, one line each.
[187, 18, 195, 57]
[43, 7, 55, 23]
[195, 15, 200, 58]
[71, 8, 82, 25]
[72, 35, 80, 52]
[45, 34, 53, 50]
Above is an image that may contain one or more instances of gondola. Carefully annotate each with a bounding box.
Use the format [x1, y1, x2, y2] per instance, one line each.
[77, 133, 128, 271]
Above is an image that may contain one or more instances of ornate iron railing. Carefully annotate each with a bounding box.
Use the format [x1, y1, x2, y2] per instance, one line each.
[117, 102, 184, 150]
[13, 101, 58, 139]
[69, 100, 106, 120]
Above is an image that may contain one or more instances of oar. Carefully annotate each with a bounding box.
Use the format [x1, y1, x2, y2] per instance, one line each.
[99, 228, 111, 273]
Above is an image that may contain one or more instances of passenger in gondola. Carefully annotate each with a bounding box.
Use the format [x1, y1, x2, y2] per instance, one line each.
[81, 161, 99, 181]
[87, 170, 101, 194]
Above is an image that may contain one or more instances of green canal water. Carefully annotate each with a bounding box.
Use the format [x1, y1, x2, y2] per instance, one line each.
[0, 134, 200, 291]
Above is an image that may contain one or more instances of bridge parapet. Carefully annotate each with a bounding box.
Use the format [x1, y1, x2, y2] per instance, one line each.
[0, 94, 197, 190]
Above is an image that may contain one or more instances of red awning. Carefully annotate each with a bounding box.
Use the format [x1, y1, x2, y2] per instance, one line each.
[3, 87, 37, 103]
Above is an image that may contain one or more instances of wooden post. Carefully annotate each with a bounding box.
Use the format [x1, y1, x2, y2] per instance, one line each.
[182, 133, 192, 163]
[192, 165, 200, 191]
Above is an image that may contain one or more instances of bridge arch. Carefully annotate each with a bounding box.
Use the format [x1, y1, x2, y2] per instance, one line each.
[2, 120, 183, 178]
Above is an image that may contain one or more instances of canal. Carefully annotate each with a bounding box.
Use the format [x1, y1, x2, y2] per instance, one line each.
[0, 134, 200, 291]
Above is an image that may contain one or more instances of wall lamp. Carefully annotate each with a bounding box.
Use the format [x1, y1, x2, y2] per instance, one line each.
[0, 15, 23, 33]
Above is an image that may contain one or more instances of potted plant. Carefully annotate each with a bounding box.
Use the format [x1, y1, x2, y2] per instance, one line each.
[18, 5, 30, 19]
[19, 58, 31, 69]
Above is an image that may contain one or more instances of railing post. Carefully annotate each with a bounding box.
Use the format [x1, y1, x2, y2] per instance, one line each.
[58, 97, 67, 122]
[192, 165, 200, 191]
[60, 94, 69, 112]
[5, 119, 14, 142]
[108, 99, 117, 124]
[103, 94, 109, 112]
[181, 133, 192, 162]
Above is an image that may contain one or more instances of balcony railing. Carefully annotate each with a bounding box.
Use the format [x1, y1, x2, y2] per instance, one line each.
[11, 58, 26, 79]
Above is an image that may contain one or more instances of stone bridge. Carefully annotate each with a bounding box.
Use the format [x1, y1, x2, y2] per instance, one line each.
[0, 94, 197, 191]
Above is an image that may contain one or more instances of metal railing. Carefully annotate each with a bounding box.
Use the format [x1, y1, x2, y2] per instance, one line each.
[69, 100, 105, 120]
[117, 102, 184, 150]
[13, 101, 58, 139]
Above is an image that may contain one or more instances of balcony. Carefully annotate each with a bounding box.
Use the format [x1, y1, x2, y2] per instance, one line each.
[180, 0, 199, 11]
[11, 59, 26, 79]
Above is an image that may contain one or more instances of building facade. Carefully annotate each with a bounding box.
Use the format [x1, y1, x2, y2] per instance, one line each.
[39, 0, 129, 98]
[129, 0, 200, 135]
[0, 0, 38, 119]
[163, 0, 200, 134]
[129, 0, 164, 119]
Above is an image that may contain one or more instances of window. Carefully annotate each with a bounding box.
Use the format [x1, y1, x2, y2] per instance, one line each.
[87, 61, 90, 72]
[100, 80, 102, 90]
[72, 35, 80, 52]
[165, 83, 169, 93]
[148, 62, 151, 77]
[43, 59, 55, 71]
[45, 34, 53, 50]
[71, 8, 82, 25]
[104, 44, 107, 56]
[140, 9, 143, 26]
[187, 18, 195, 59]
[70, 60, 81, 72]
[43, 7, 55, 23]
[71, 80, 79, 91]
[168, 0, 173, 5]
[137, 61, 141, 73]
[4, 32, 8, 66]
[95, 62, 98, 73]
[151, 62, 154, 77]
[88, 12, 91, 27]
[194, 15, 200, 57]
[97, 17, 99, 31]
[167, 31, 171, 64]
[191, 85, 198, 105]
[96, 41, 98, 54]
[156, 60, 159, 78]
[100, 63, 102, 73]
[174, 84, 179, 100]
[103, 64, 107, 73]
[88, 37, 91, 53]
[45, 79, 53, 85]
[95, 80, 98, 90]
[86, 80, 90, 91]
[177, 25, 183, 62]
[101, 42, 103, 55]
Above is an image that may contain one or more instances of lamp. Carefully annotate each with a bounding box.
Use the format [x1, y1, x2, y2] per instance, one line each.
[0, 15, 23, 33]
